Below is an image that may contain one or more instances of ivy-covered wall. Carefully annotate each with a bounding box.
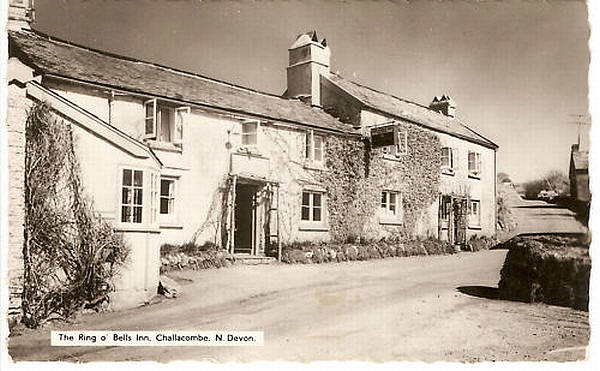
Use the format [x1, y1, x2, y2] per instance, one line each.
[317, 120, 442, 242]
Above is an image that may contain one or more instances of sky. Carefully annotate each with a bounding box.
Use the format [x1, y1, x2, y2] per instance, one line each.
[30, 0, 590, 183]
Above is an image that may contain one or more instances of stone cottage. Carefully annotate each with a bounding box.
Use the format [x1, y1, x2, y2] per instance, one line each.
[5, 3, 498, 317]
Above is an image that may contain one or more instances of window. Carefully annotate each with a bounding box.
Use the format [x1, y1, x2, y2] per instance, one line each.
[382, 129, 407, 158]
[380, 190, 402, 223]
[441, 147, 456, 173]
[305, 131, 325, 163]
[144, 99, 187, 144]
[301, 191, 324, 222]
[468, 151, 482, 177]
[121, 169, 143, 223]
[241, 120, 259, 146]
[469, 200, 481, 228]
[160, 179, 176, 215]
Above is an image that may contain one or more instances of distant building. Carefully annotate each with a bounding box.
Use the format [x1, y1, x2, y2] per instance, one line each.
[569, 144, 590, 203]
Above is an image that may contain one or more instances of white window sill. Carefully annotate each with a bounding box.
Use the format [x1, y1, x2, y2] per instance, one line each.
[303, 161, 327, 171]
[160, 222, 183, 229]
[379, 220, 403, 226]
[441, 168, 455, 176]
[236, 147, 263, 157]
[147, 140, 182, 153]
[298, 223, 329, 232]
[468, 225, 482, 230]
[115, 225, 161, 233]
[382, 154, 403, 162]
[468, 173, 481, 180]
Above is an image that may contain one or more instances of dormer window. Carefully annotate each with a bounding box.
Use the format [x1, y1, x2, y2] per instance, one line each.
[144, 99, 188, 145]
[305, 130, 325, 163]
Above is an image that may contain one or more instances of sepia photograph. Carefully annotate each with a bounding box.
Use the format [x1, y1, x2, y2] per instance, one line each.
[0, 0, 596, 366]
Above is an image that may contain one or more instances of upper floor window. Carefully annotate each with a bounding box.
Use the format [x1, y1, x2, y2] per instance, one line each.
[241, 120, 259, 146]
[469, 199, 481, 228]
[305, 131, 325, 163]
[144, 99, 188, 145]
[121, 169, 143, 224]
[441, 147, 457, 174]
[468, 151, 482, 177]
[380, 190, 403, 224]
[301, 190, 324, 222]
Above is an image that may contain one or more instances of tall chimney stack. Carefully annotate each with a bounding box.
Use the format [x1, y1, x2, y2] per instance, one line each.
[284, 31, 331, 107]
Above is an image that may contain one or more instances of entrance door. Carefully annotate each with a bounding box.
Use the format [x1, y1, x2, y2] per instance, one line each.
[453, 198, 468, 246]
[234, 184, 257, 254]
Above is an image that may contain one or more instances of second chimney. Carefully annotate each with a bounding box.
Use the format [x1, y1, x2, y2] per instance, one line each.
[429, 95, 456, 118]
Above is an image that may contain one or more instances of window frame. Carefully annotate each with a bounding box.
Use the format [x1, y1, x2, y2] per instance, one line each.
[160, 178, 176, 216]
[379, 190, 403, 225]
[300, 190, 327, 227]
[241, 119, 260, 147]
[120, 168, 145, 225]
[469, 199, 481, 228]
[144, 98, 189, 146]
[305, 130, 326, 165]
[468, 151, 482, 178]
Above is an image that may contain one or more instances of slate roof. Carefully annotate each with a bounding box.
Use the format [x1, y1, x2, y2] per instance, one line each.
[324, 74, 498, 148]
[8, 29, 354, 134]
[572, 149, 589, 171]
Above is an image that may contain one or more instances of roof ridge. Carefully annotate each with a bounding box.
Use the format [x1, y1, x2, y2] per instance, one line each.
[15, 28, 296, 102]
[331, 73, 433, 110]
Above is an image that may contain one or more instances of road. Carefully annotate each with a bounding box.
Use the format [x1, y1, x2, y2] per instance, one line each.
[9, 188, 589, 362]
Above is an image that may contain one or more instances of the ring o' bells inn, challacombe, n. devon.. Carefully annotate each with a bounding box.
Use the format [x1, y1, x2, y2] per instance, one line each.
[6, 1, 498, 316]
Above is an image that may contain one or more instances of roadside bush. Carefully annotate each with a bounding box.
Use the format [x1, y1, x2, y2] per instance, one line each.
[498, 234, 590, 311]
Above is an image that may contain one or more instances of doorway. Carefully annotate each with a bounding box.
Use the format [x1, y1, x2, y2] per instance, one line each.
[453, 197, 468, 246]
[234, 184, 258, 254]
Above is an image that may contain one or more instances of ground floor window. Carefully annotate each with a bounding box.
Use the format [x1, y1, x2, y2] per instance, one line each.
[380, 190, 402, 223]
[301, 191, 324, 222]
[469, 199, 481, 228]
[121, 169, 143, 223]
[160, 178, 176, 215]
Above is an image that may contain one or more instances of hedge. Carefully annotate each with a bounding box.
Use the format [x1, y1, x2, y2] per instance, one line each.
[498, 234, 590, 311]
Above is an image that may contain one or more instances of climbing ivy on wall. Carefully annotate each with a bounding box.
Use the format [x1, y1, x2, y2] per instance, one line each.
[318, 121, 442, 242]
[23, 103, 129, 328]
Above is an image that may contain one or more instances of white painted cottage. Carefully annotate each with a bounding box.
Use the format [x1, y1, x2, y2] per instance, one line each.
[6, 3, 497, 317]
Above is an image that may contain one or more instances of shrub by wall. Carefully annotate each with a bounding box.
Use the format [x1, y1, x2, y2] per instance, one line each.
[160, 243, 235, 272]
[22, 103, 128, 328]
[498, 234, 590, 311]
[280, 238, 455, 264]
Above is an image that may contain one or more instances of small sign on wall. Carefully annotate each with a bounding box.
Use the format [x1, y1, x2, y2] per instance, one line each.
[371, 124, 398, 148]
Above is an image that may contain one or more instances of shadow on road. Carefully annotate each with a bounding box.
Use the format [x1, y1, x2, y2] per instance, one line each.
[513, 204, 565, 209]
[457, 286, 499, 300]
